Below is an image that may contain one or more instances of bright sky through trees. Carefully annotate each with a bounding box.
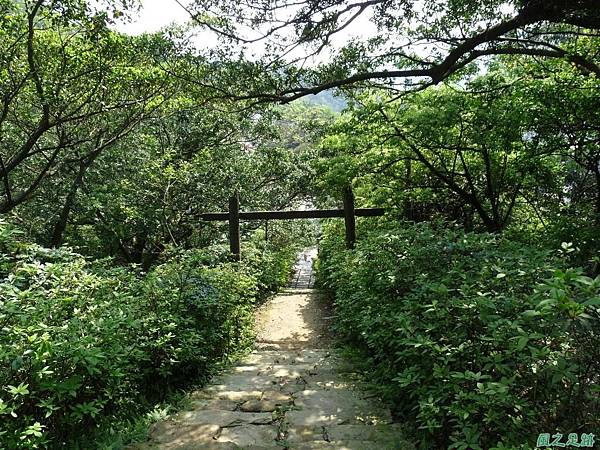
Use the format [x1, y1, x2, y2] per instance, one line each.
[113, 0, 191, 34]
[112, 0, 376, 64]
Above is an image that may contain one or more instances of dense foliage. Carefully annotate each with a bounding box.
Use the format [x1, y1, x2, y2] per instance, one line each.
[317, 220, 600, 449]
[1, 0, 600, 449]
[0, 220, 295, 448]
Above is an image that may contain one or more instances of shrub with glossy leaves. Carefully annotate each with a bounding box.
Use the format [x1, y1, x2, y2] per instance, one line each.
[317, 220, 600, 449]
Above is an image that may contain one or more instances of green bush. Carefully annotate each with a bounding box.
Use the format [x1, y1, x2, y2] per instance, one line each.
[243, 240, 297, 300]
[0, 221, 295, 448]
[317, 220, 600, 449]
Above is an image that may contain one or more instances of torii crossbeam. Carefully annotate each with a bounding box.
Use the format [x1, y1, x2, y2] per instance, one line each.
[200, 187, 385, 259]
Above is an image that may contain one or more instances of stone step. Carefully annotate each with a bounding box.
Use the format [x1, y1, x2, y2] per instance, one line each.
[130, 441, 407, 450]
[231, 363, 333, 375]
[147, 412, 280, 449]
[255, 341, 327, 351]
[286, 424, 405, 443]
[241, 349, 330, 362]
[289, 441, 409, 450]
[186, 390, 293, 411]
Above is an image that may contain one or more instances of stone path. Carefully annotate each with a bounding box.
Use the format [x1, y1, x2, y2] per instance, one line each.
[132, 252, 412, 450]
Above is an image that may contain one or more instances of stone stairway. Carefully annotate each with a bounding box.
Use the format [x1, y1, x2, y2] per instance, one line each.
[136, 346, 410, 449]
[131, 253, 411, 449]
[287, 248, 317, 289]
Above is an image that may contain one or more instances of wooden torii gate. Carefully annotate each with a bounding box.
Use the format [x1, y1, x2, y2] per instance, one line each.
[200, 187, 385, 259]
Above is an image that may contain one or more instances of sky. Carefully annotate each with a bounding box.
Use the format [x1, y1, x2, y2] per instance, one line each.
[113, 0, 192, 35]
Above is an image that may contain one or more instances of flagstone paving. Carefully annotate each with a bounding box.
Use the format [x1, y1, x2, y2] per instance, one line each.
[132, 251, 412, 450]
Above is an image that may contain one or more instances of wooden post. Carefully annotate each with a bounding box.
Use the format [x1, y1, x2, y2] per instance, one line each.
[229, 192, 240, 260]
[343, 186, 356, 249]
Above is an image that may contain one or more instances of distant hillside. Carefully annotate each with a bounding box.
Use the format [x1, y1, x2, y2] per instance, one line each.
[301, 90, 347, 113]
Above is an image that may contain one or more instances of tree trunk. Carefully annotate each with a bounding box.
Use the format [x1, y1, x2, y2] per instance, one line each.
[50, 160, 89, 247]
[595, 166, 600, 226]
[50, 145, 104, 247]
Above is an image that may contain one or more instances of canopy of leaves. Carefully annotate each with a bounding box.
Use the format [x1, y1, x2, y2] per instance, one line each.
[186, 0, 600, 101]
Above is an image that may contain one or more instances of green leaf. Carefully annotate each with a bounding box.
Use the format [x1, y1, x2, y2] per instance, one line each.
[516, 336, 528, 351]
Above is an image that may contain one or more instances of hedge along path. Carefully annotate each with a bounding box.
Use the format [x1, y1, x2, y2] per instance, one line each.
[132, 250, 413, 450]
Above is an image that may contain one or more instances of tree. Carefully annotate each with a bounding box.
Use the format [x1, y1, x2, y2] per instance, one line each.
[184, 0, 600, 102]
[0, 0, 167, 219]
[316, 68, 568, 232]
[515, 55, 600, 226]
[42, 95, 327, 267]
